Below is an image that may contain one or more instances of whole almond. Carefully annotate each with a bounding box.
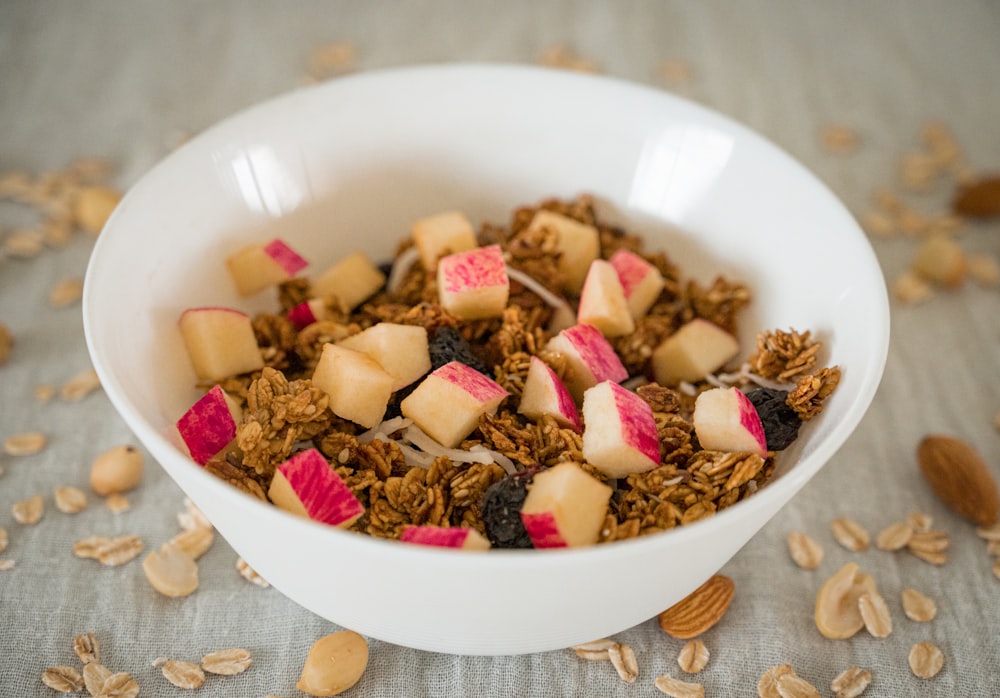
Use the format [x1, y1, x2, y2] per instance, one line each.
[657, 574, 735, 639]
[952, 175, 1000, 218]
[917, 435, 999, 526]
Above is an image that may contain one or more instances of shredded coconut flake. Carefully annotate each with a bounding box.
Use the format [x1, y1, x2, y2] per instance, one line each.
[505, 266, 576, 320]
[386, 246, 420, 294]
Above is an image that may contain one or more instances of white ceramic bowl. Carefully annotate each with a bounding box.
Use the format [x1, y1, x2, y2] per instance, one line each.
[84, 63, 889, 655]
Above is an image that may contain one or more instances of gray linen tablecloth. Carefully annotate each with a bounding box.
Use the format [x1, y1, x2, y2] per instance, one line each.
[1, 2, 998, 696]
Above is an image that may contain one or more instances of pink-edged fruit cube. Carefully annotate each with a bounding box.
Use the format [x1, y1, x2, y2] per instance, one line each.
[176, 384, 242, 466]
[400, 525, 491, 551]
[692, 386, 767, 456]
[517, 356, 581, 431]
[544, 323, 628, 402]
[411, 210, 478, 270]
[519, 462, 613, 548]
[582, 381, 660, 478]
[651, 318, 740, 385]
[608, 249, 665, 320]
[338, 322, 431, 391]
[526, 210, 600, 293]
[225, 238, 308, 296]
[400, 361, 509, 448]
[437, 244, 510, 320]
[311, 251, 386, 312]
[311, 343, 394, 428]
[178, 307, 264, 382]
[268, 448, 364, 528]
[287, 298, 331, 330]
[576, 259, 635, 337]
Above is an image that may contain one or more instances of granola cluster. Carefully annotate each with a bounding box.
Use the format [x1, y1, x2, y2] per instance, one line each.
[196, 195, 840, 545]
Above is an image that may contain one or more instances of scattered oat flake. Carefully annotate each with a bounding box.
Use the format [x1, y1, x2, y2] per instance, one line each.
[901, 588, 937, 621]
[831, 517, 870, 551]
[82, 662, 111, 696]
[0, 526, 8, 552]
[0, 323, 12, 364]
[161, 659, 206, 689]
[608, 642, 638, 683]
[776, 672, 821, 698]
[73, 185, 121, 235]
[73, 535, 112, 559]
[821, 125, 860, 153]
[659, 59, 694, 85]
[907, 512, 933, 533]
[537, 43, 600, 73]
[3, 228, 45, 257]
[12, 494, 44, 524]
[677, 639, 709, 674]
[0, 559, 15, 571]
[875, 521, 913, 551]
[143, 542, 199, 597]
[976, 523, 1000, 541]
[993, 558, 1000, 580]
[41, 665, 84, 693]
[201, 648, 252, 675]
[96, 535, 144, 566]
[74, 631, 100, 664]
[908, 642, 944, 679]
[305, 42, 357, 80]
[4, 431, 46, 455]
[787, 531, 824, 569]
[987, 539, 1000, 556]
[105, 493, 130, 514]
[572, 638, 614, 660]
[654, 673, 705, 698]
[49, 277, 84, 308]
[893, 270, 935, 304]
[858, 591, 892, 638]
[757, 664, 797, 698]
[54, 485, 88, 513]
[830, 666, 871, 698]
[908, 547, 948, 565]
[860, 210, 895, 237]
[96, 670, 140, 697]
[908, 529, 949, 554]
[60, 368, 102, 401]
[178, 498, 211, 531]
[170, 525, 213, 559]
[35, 384, 55, 402]
[236, 556, 269, 587]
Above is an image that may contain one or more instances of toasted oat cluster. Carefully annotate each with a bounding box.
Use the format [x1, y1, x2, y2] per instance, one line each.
[180, 195, 840, 549]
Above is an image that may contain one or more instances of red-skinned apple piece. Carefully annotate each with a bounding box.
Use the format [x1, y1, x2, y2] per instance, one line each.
[311, 343, 394, 428]
[544, 323, 628, 402]
[517, 356, 581, 430]
[651, 318, 740, 385]
[268, 448, 364, 528]
[287, 298, 330, 330]
[411, 210, 478, 270]
[519, 462, 613, 548]
[582, 380, 660, 478]
[693, 386, 767, 456]
[178, 306, 264, 382]
[176, 384, 241, 466]
[437, 244, 510, 320]
[225, 238, 308, 296]
[577, 259, 635, 337]
[608, 248, 665, 320]
[400, 526, 491, 550]
[400, 361, 509, 448]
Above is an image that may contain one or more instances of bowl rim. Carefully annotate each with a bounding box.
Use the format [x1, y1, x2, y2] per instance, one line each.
[83, 61, 891, 569]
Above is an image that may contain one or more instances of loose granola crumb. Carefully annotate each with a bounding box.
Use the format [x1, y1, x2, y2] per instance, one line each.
[787, 367, 841, 421]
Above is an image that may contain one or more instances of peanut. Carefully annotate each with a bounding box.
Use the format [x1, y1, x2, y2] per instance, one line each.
[89, 444, 143, 496]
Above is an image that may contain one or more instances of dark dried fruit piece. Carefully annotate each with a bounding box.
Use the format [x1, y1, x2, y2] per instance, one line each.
[428, 326, 490, 375]
[481, 470, 536, 548]
[746, 388, 801, 450]
[952, 175, 1000, 219]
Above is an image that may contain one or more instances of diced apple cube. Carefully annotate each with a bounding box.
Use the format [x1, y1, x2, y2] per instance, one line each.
[178, 307, 264, 382]
[400, 361, 509, 448]
[519, 462, 613, 548]
[692, 386, 767, 456]
[311, 343, 394, 428]
[311, 251, 386, 312]
[176, 384, 242, 466]
[544, 323, 628, 402]
[225, 238, 308, 296]
[581, 381, 660, 478]
[338, 323, 431, 391]
[517, 356, 581, 431]
[286, 298, 331, 330]
[526, 209, 600, 293]
[268, 448, 364, 528]
[577, 259, 635, 337]
[400, 526, 491, 551]
[412, 210, 478, 270]
[651, 318, 740, 385]
[608, 249, 665, 320]
[437, 244, 510, 320]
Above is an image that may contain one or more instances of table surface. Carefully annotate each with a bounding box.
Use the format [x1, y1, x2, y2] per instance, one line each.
[2, 2, 998, 696]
